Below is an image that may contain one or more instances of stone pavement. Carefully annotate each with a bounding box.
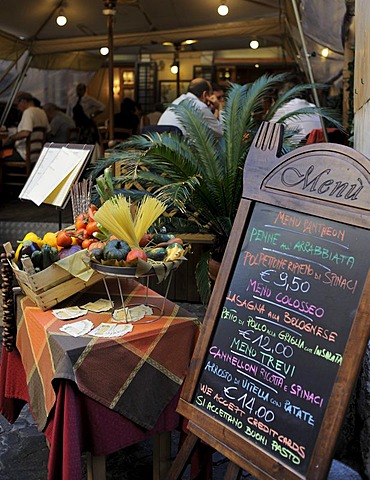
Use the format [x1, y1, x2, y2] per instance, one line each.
[0, 399, 364, 480]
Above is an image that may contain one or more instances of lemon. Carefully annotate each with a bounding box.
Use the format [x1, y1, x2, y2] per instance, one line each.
[14, 232, 43, 262]
[23, 232, 43, 247]
[42, 232, 58, 248]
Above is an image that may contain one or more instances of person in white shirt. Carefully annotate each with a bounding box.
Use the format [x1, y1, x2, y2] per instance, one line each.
[146, 103, 164, 126]
[2, 92, 50, 161]
[67, 83, 105, 144]
[158, 78, 223, 138]
[67, 83, 105, 119]
[269, 80, 322, 145]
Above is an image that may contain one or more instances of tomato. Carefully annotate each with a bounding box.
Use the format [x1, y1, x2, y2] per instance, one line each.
[74, 228, 89, 244]
[126, 249, 148, 263]
[81, 238, 97, 250]
[88, 204, 98, 221]
[56, 230, 73, 248]
[85, 221, 100, 237]
[75, 214, 89, 230]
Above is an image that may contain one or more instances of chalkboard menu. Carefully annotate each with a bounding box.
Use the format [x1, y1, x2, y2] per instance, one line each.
[170, 123, 370, 480]
[191, 202, 368, 475]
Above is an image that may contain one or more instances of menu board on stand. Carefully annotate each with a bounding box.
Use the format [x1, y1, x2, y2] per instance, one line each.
[19, 142, 94, 229]
[168, 122, 370, 480]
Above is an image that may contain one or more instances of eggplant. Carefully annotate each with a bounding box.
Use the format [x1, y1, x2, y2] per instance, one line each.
[58, 244, 82, 260]
[17, 240, 41, 268]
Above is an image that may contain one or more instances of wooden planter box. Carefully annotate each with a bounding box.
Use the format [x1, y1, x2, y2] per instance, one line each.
[3, 242, 101, 311]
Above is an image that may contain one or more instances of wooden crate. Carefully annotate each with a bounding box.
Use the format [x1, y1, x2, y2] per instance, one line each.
[3, 242, 101, 311]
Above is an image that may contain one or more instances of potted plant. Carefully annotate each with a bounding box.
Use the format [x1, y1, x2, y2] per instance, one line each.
[90, 73, 341, 304]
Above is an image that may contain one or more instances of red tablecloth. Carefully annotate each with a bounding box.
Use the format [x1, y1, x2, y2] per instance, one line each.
[0, 278, 200, 480]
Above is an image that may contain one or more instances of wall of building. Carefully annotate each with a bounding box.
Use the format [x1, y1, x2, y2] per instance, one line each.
[354, 0, 370, 158]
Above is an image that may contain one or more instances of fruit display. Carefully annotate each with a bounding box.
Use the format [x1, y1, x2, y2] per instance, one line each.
[14, 203, 104, 272]
[88, 233, 187, 267]
[14, 195, 188, 275]
[89, 194, 189, 269]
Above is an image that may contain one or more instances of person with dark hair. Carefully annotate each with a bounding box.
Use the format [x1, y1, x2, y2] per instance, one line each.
[67, 83, 105, 144]
[208, 82, 225, 120]
[114, 97, 140, 134]
[43, 103, 75, 143]
[158, 77, 223, 138]
[67, 83, 105, 120]
[1, 92, 49, 161]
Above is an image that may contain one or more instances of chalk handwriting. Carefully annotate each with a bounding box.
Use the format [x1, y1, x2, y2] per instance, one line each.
[247, 416, 306, 460]
[323, 271, 358, 294]
[283, 311, 338, 342]
[313, 346, 343, 365]
[289, 383, 324, 408]
[273, 210, 346, 242]
[284, 399, 315, 426]
[249, 227, 281, 245]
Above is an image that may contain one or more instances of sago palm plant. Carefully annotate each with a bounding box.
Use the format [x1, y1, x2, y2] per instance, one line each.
[90, 73, 341, 304]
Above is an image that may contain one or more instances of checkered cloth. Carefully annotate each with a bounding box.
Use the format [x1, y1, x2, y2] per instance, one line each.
[16, 279, 200, 431]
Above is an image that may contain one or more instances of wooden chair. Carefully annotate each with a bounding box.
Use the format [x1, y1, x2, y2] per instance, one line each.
[97, 125, 108, 153]
[98, 125, 133, 154]
[113, 127, 133, 141]
[1, 126, 47, 188]
[141, 125, 182, 136]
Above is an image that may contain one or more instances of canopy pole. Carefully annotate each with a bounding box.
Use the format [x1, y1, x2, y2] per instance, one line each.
[291, 0, 328, 141]
[107, 12, 115, 141]
[0, 59, 17, 87]
[0, 53, 33, 126]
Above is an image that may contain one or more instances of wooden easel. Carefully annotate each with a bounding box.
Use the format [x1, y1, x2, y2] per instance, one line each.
[166, 122, 370, 480]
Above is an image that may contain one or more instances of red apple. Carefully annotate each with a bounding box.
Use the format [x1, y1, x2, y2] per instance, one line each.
[139, 233, 153, 247]
[126, 249, 148, 263]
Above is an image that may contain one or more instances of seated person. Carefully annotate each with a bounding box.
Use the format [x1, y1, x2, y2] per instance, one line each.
[43, 103, 76, 143]
[67, 83, 105, 144]
[158, 78, 223, 138]
[146, 103, 164, 126]
[114, 97, 140, 137]
[1, 92, 50, 161]
[209, 82, 225, 120]
[269, 78, 322, 145]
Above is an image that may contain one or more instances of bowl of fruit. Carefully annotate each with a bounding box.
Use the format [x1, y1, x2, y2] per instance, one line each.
[87, 195, 189, 282]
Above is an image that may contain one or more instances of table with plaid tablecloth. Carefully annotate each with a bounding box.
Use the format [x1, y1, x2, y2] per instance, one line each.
[0, 278, 200, 480]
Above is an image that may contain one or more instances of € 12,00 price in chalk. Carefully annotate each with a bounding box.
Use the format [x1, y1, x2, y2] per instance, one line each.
[192, 202, 368, 475]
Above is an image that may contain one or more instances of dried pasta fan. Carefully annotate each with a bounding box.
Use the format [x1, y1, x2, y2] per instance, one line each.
[94, 195, 167, 249]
